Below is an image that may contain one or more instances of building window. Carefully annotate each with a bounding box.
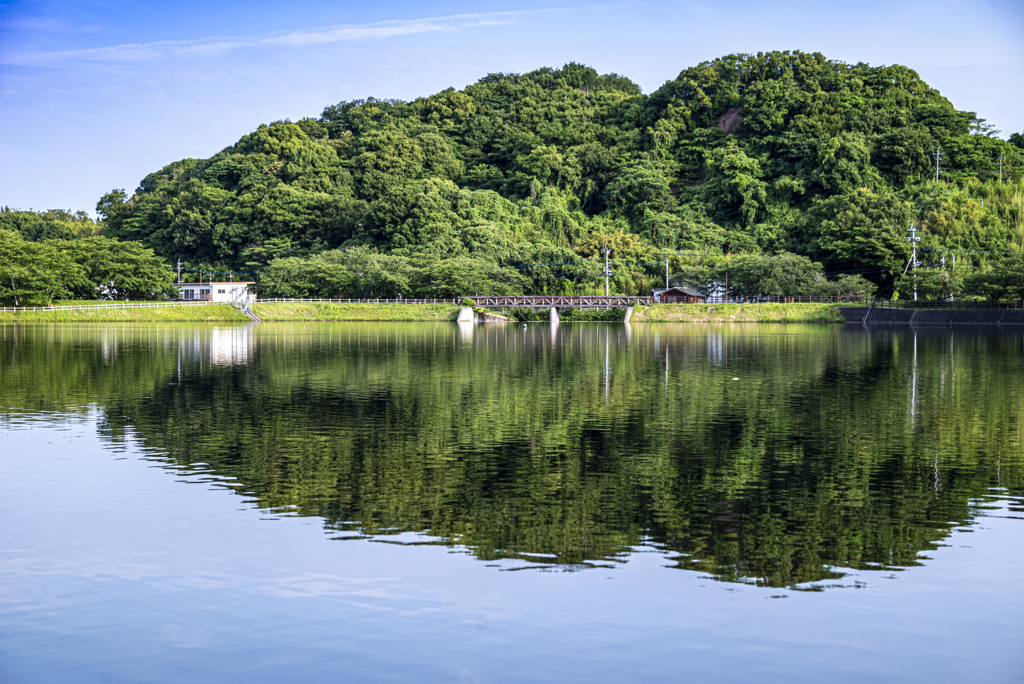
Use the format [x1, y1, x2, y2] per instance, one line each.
[218, 289, 226, 294]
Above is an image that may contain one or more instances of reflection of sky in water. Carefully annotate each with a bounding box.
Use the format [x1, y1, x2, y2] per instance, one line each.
[1, 415, 1022, 683]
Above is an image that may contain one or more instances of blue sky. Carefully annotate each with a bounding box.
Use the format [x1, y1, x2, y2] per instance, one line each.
[2, 0, 1022, 215]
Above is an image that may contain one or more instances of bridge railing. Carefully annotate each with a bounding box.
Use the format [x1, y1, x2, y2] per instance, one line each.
[466, 295, 653, 308]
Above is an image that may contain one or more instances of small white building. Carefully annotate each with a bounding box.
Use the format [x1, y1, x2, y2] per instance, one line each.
[175, 281, 255, 304]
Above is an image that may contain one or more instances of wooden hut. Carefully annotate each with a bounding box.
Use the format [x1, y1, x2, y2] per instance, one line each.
[655, 286, 706, 304]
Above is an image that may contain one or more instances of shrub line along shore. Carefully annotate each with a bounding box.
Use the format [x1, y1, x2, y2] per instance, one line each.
[0, 302, 843, 323]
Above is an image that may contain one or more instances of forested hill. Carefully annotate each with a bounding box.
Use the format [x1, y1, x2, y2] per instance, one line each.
[90, 51, 1024, 298]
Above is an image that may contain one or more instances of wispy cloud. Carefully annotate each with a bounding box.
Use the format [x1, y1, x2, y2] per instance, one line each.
[6, 11, 555, 64]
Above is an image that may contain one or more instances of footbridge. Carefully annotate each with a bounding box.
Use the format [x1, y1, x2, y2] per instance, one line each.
[466, 295, 652, 308]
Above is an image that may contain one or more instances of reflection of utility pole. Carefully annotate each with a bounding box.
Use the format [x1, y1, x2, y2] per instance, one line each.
[910, 330, 918, 423]
[907, 223, 920, 301]
[604, 327, 610, 404]
[602, 243, 612, 296]
[934, 146, 943, 183]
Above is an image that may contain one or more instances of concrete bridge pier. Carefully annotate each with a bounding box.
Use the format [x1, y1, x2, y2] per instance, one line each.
[457, 306, 475, 323]
[549, 307, 560, 323]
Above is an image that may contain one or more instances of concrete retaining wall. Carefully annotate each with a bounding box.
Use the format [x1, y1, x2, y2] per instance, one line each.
[837, 307, 867, 322]
[867, 308, 916, 324]
[477, 311, 511, 323]
[839, 306, 1024, 325]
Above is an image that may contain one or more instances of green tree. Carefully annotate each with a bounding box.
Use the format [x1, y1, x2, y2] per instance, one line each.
[0, 230, 83, 305]
[64, 237, 177, 300]
[904, 267, 961, 301]
[962, 254, 1024, 300]
[722, 252, 827, 297]
[800, 188, 913, 293]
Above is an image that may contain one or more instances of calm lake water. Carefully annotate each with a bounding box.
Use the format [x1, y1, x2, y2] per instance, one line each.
[1, 321, 1022, 683]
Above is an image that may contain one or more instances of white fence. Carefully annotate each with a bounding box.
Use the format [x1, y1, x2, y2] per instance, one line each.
[256, 298, 459, 304]
[0, 298, 459, 313]
[0, 300, 226, 313]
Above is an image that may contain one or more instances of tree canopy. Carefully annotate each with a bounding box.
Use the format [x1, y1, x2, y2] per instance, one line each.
[0, 230, 175, 305]
[11, 52, 1024, 300]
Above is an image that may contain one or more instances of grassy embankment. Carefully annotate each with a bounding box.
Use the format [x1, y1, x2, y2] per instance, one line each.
[0, 302, 843, 323]
[0, 304, 249, 322]
[252, 302, 461, 321]
[630, 303, 844, 323]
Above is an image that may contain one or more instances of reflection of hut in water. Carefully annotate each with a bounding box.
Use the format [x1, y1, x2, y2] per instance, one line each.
[652, 286, 706, 303]
[210, 326, 253, 366]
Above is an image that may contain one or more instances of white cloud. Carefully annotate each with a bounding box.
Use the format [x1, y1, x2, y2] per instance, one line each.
[7, 11, 557, 64]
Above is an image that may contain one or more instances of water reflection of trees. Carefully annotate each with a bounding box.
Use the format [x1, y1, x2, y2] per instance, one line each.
[2, 322, 1022, 588]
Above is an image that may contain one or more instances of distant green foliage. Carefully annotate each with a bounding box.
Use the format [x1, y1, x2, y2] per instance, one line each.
[258, 247, 529, 299]
[0, 207, 98, 241]
[962, 253, 1024, 299]
[80, 52, 1024, 298]
[0, 230, 83, 306]
[0, 230, 175, 305]
[666, 251, 876, 300]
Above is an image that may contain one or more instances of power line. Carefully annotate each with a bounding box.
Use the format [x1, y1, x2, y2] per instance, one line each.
[919, 246, 1022, 255]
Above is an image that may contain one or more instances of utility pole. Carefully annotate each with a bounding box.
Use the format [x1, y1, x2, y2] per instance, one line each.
[665, 258, 670, 289]
[602, 244, 612, 296]
[952, 255, 956, 301]
[907, 223, 920, 301]
[176, 259, 182, 284]
[934, 146, 943, 183]
[999, 149, 1005, 182]
[941, 255, 947, 301]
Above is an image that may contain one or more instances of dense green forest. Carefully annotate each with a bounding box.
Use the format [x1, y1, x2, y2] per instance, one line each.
[5, 51, 1024, 302]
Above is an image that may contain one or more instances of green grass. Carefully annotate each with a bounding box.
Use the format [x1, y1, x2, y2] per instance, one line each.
[253, 302, 461, 321]
[0, 304, 249, 322]
[0, 301, 845, 324]
[631, 303, 844, 323]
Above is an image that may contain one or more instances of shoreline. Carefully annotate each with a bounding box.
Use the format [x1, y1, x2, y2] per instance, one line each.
[0, 302, 844, 323]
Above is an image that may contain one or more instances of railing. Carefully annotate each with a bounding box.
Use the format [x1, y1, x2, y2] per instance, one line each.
[467, 295, 653, 308]
[0, 300, 224, 313]
[685, 296, 1024, 309]
[698, 295, 850, 304]
[255, 298, 458, 304]
[837, 298, 1024, 310]
[3, 295, 1020, 314]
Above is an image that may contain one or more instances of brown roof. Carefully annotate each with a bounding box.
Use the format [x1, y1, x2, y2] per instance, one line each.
[662, 286, 704, 297]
